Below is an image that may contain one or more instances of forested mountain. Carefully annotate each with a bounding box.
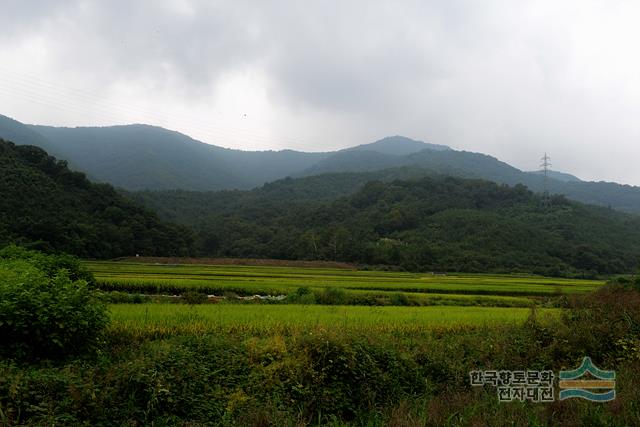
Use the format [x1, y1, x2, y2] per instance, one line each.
[0, 114, 330, 190]
[130, 167, 447, 223]
[300, 148, 640, 213]
[3, 128, 639, 275]
[0, 139, 192, 258]
[132, 173, 640, 276]
[3, 113, 640, 213]
[30, 124, 330, 191]
[346, 135, 450, 155]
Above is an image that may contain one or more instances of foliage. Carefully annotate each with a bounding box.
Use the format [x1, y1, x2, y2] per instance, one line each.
[136, 175, 640, 275]
[0, 139, 194, 258]
[0, 250, 109, 361]
[1, 257, 638, 425]
[181, 291, 209, 305]
[0, 299, 638, 425]
[286, 287, 317, 304]
[562, 284, 640, 363]
[0, 244, 94, 282]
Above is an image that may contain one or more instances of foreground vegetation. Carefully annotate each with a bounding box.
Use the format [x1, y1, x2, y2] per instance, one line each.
[2, 291, 640, 426]
[1, 248, 638, 426]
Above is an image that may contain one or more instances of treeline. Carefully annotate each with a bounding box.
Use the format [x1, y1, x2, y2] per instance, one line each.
[0, 140, 193, 258]
[3, 135, 639, 275]
[133, 174, 640, 276]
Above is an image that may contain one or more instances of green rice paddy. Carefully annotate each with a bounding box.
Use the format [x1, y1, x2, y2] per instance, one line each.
[108, 304, 561, 336]
[86, 261, 603, 297]
[86, 261, 601, 334]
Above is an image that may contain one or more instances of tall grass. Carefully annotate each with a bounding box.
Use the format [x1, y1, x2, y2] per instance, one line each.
[108, 304, 561, 338]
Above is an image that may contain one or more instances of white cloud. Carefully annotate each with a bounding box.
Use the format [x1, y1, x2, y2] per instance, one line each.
[1, 0, 640, 183]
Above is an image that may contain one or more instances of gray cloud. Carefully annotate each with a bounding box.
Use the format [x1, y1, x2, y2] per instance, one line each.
[1, 0, 640, 183]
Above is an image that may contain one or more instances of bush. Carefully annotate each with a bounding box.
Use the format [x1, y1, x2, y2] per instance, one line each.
[316, 287, 348, 305]
[561, 284, 640, 362]
[182, 291, 208, 304]
[100, 291, 149, 304]
[389, 292, 410, 306]
[0, 256, 108, 361]
[286, 287, 316, 304]
[0, 244, 94, 283]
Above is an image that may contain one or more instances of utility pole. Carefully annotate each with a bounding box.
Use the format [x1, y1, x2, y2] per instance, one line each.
[540, 153, 551, 206]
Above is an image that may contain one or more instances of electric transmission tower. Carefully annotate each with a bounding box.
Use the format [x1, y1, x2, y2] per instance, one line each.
[540, 153, 551, 206]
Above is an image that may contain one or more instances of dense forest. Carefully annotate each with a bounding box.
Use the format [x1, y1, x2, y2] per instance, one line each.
[133, 174, 640, 276]
[0, 139, 193, 258]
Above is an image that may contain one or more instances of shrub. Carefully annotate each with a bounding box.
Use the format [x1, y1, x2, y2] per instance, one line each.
[561, 284, 640, 362]
[286, 287, 316, 304]
[0, 244, 94, 283]
[390, 292, 410, 306]
[182, 291, 209, 304]
[0, 257, 108, 361]
[316, 287, 348, 305]
[99, 291, 149, 304]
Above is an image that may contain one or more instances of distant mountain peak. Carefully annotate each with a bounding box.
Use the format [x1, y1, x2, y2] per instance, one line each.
[5, 115, 640, 213]
[346, 135, 450, 156]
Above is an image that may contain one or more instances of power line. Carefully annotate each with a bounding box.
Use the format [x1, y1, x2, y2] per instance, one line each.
[540, 152, 552, 205]
[0, 66, 329, 151]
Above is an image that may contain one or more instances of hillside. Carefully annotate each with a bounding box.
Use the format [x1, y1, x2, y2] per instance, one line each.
[527, 170, 582, 182]
[0, 114, 330, 190]
[0, 114, 59, 155]
[29, 124, 331, 190]
[0, 139, 192, 258]
[3, 114, 640, 213]
[300, 148, 640, 213]
[129, 167, 445, 227]
[132, 173, 640, 275]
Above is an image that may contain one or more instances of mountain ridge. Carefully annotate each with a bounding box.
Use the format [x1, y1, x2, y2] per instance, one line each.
[3, 113, 640, 213]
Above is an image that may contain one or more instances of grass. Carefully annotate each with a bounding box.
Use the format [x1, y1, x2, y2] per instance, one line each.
[86, 261, 604, 298]
[108, 304, 561, 337]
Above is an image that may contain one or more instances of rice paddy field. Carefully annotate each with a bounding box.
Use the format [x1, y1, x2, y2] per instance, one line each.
[108, 304, 561, 337]
[86, 260, 603, 334]
[8, 257, 632, 426]
[86, 261, 603, 297]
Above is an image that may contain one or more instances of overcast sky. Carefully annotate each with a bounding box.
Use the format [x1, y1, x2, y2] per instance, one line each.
[2, 0, 640, 184]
